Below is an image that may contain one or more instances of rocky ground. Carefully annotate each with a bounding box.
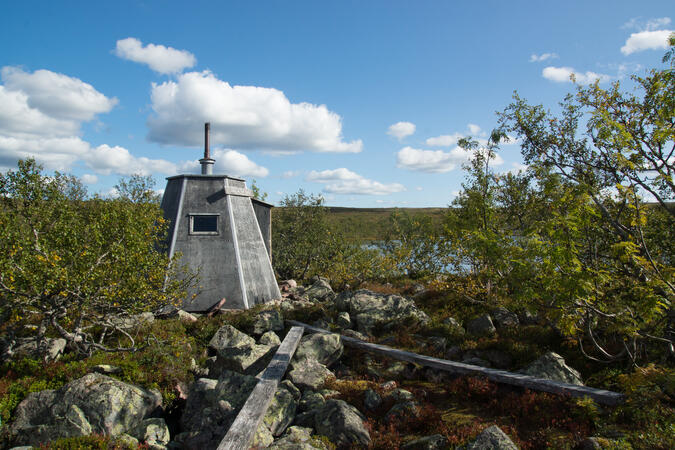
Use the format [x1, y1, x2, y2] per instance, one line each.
[1, 278, 668, 449]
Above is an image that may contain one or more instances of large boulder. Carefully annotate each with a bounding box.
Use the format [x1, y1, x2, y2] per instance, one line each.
[288, 358, 335, 391]
[10, 373, 162, 447]
[466, 425, 519, 449]
[305, 278, 336, 302]
[252, 309, 284, 335]
[466, 315, 497, 337]
[345, 290, 430, 334]
[313, 400, 371, 448]
[294, 333, 343, 367]
[521, 352, 584, 386]
[263, 382, 299, 436]
[4, 337, 67, 362]
[269, 426, 327, 450]
[491, 307, 519, 329]
[128, 418, 170, 448]
[207, 324, 276, 376]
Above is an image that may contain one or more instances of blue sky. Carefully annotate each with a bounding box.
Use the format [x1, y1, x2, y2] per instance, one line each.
[1, 1, 672, 207]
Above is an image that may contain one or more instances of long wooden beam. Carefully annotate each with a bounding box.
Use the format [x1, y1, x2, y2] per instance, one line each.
[287, 320, 624, 406]
[217, 326, 304, 450]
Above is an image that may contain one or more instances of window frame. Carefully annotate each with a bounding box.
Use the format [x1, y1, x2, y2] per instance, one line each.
[188, 213, 220, 236]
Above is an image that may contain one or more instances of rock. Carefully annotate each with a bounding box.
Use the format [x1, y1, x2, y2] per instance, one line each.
[208, 324, 255, 353]
[305, 278, 335, 302]
[466, 315, 497, 337]
[91, 364, 121, 375]
[110, 312, 154, 330]
[176, 309, 198, 323]
[388, 388, 415, 402]
[334, 291, 353, 312]
[253, 309, 284, 335]
[260, 331, 282, 346]
[368, 360, 418, 380]
[207, 324, 276, 376]
[384, 401, 419, 423]
[252, 423, 275, 448]
[294, 333, 343, 367]
[280, 279, 298, 291]
[481, 349, 512, 369]
[179, 373, 255, 448]
[263, 383, 299, 436]
[293, 410, 318, 428]
[380, 380, 397, 390]
[280, 380, 302, 400]
[299, 390, 326, 412]
[402, 434, 449, 450]
[363, 389, 381, 410]
[491, 307, 519, 329]
[347, 290, 430, 334]
[466, 425, 519, 449]
[8, 337, 67, 362]
[117, 434, 140, 448]
[288, 359, 335, 391]
[410, 283, 426, 295]
[312, 319, 330, 330]
[269, 426, 326, 450]
[521, 352, 583, 385]
[342, 329, 368, 341]
[336, 312, 351, 329]
[129, 418, 170, 447]
[427, 336, 447, 353]
[442, 317, 466, 335]
[10, 373, 162, 447]
[313, 400, 371, 448]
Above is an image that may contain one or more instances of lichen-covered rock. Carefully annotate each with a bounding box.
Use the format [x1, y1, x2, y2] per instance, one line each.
[252, 423, 275, 448]
[347, 290, 429, 334]
[388, 388, 415, 403]
[294, 333, 343, 367]
[342, 329, 368, 341]
[491, 307, 519, 329]
[263, 383, 298, 436]
[260, 331, 282, 346]
[384, 401, 419, 423]
[269, 426, 327, 449]
[363, 389, 381, 410]
[466, 315, 497, 337]
[129, 418, 170, 447]
[521, 352, 583, 385]
[299, 390, 326, 412]
[207, 343, 277, 376]
[336, 312, 351, 329]
[10, 373, 162, 447]
[177, 309, 198, 323]
[305, 278, 335, 302]
[208, 324, 255, 353]
[288, 359, 335, 391]
[442, 317, 466, 335]
[253, 309, 284, 335]
[402, 434, 449, 450]
[313, 400, 371, 448]
[466, 425, 519, 449]
[6, 337, 67, 362]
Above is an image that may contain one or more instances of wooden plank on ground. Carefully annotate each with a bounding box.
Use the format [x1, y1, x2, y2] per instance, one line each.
[217, 326, 304, 450]
[287, 320, 624, 406]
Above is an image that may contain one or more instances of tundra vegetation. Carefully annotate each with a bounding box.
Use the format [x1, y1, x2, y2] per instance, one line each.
[0, 40, 672, 449]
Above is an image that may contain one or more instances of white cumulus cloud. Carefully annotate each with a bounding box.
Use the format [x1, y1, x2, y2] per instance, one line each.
[147, 71, 362, 153]
[306, 168, 405, 195]
[115, 37, 196, 74]
[621, 30, 672, 55]
[529, 52, 559, 62]
[425, 133, 462, 147]
[387, 121, 416, 140]
[542, 66, 611, 84]
[213, 149, 268, 178]
[396, 146, 468, 173]
[622, 17, 671, 31]
[81, 174, 98, 184]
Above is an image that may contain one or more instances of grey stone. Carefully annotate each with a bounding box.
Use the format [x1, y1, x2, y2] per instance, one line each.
[342, 329, 368, 341]
[402, 434, 449, 450]
[259, 330, 282, 346]
[427, 336, 447, 353]
[8, 337, 67, 362]
[334, 290, 353, 312]
[280, 379, 302, 400]
[312, 319, 330, 330]
[442, 317, 466, 335]
[269, 426, 327, 450]
[293, 410, 318, 428]
[294, 333, 343, 367]
[253, 309, 284, 335]
[177, 309, 198, 323]
[299, 390, 326, 412]
[348, 290, 429, 334]
[252, 423, 275, 448]
[445, 345, 463, 360]
[110, 312, 154, 330]
[363, 389, 381, 410]
[466, 425, 519, 449]
[313, 400, 370, 448]
[482, 349, 512, 369]
[263, 383, 299, 436]
[288, 359, 335, 391]
[208, 324, 255, 353]
[521, 352, 583, 386]
[336, 311, 351, 329]
[466, 315, 497, 337]
[384, 401, 419, 423]
[388, 388, 415, 403]
[207, 342, 277, 376]
[10, 373, 161, 447]
[305, 278, 335, 302]
[91, 364, 121, 375]
[491, 307, 519, 329]
[129, 418, 170, 446]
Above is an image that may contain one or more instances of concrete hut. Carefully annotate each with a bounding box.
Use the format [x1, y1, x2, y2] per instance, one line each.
[160, 123, 281, 312]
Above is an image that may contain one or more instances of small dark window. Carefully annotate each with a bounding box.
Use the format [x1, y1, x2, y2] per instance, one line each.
[190, 214, 219, 235]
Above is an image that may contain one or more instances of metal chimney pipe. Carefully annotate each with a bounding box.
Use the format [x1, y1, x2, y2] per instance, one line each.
[200, 122, 215, 175]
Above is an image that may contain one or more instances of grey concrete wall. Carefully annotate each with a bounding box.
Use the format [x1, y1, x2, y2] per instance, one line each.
[161, 174, 280, 312]
[252, 200, 272, 260]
